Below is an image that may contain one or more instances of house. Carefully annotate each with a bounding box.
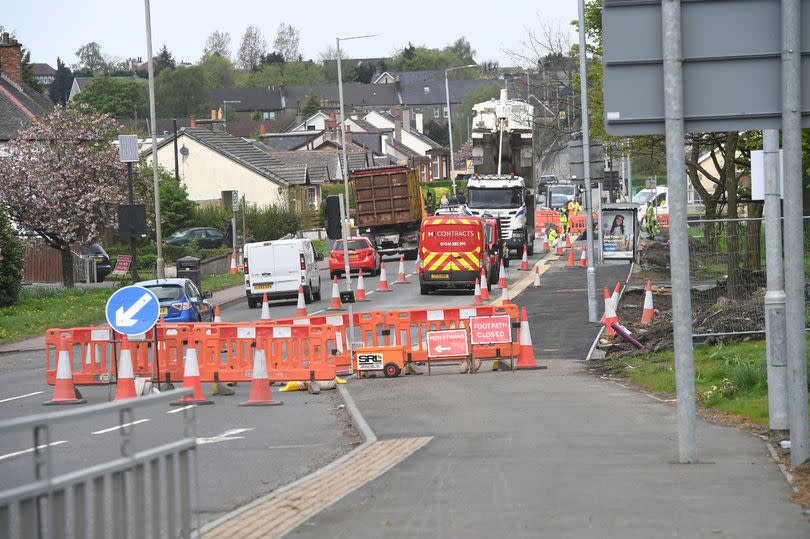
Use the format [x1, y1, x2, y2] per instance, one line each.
[142, 125, 288, 208]
[31, 62, 56, 86]
[68, 76, 94, 101]
[288, 111, 329, 132]
[363, 109, 448, 180]
[282, 83, 400, 117]
[0, 33, 53, 148]
[210, 86, 286, 123]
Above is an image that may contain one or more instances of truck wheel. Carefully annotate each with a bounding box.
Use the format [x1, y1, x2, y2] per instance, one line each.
[304, 286, 314, 304]
[247, 296, 258, 309]
[383, 362, 401, 378]
[313, 280, 322, 301]
[420, 284, 432, 295]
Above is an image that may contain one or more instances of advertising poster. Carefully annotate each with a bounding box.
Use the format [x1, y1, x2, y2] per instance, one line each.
[601, 208, 636, 259]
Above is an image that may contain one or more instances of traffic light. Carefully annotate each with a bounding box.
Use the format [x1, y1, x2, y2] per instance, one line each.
[325, 195, 342, 240]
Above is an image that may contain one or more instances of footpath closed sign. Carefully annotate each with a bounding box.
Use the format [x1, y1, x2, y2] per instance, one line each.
[427, 329, 469, 358]
[469, 315, 511, 345]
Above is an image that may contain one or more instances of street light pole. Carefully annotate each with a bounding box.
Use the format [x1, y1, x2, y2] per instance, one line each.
[445, 64, 477, 195]
[143, 0, 164, 279]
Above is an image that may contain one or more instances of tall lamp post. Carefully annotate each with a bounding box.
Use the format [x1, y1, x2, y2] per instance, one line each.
[445, 64, 477, 195]
[143, 0, 164, 278]
[336, 33, 378, 356]
[222, 100, 241, 132]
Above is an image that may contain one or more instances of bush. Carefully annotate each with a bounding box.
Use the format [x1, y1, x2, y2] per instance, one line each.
[726, 357, 767, 393]
[0, 205, 24, 306]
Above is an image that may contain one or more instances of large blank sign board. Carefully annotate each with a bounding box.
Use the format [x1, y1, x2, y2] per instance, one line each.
[603, 0, 810, 135]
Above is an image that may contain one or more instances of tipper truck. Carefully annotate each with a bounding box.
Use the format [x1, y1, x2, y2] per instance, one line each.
[350, 165, 424, 259]
[468, 89, 536, 255]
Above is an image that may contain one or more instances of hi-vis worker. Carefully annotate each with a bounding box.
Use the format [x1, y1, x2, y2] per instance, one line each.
[567, 200, 581, 219]
[559, 207, 570, 235]
[547, 227, 558, 245]
[645, 203, 657, 238]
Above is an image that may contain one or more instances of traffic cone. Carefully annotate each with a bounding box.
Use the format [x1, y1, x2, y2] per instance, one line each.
[214, 305, 222, 322]
[497, 259, 507, 289]
[479, 267, 490, 300]
[640, 280, 655, 325]
[565, 233, 572, 248]
[114, 335, 137, 401]
[377, 261, 391, 292]
[500, 281, 510, 304]
[260, 293, 271, 320]
[395, 254, 408, 283]
[566, 246, 576, 267]
[239, 342, 282, 407]
[542, 235, 549, 252]
[295, 285, 307, 317]
[329, 275, 344, 310]
[171, 337, 213, 405]
[603, 288, 618, 338]
[473, 278, 483, 305]
[355, 270, 368, 301]
[555, 237, 564, 256]
[532, 266, 541, 288]
[611, 282, 622, 310]
[519, 245, 529, 271]
[229, 253, 237, 274]
[44, 338, 86, 405]
[578, 245, 587, 267]
[515, 307, 541, 369]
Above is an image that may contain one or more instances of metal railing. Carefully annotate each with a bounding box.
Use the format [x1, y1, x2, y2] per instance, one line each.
[0, 389, 198, 539]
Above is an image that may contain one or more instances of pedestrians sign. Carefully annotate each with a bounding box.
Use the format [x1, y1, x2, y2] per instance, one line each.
[105, 285, 160, 335]
[426, 329, 469, 358]
[469, 315, 511, 345]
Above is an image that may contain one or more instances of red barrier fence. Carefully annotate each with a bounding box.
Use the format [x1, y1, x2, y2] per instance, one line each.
[535, 210, 596, 234]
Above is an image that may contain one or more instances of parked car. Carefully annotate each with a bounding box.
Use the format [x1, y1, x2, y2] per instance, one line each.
[80, 243, 112, 282]
[329, 237, 381, 278]
[135, 278, 214, 323]
[243, 238, 323, 308]
[164, 227, 226, 248]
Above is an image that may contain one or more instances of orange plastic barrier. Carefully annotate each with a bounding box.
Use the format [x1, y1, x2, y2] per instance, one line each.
[193, 324, 337, 382]
[535, 210, 594, 234]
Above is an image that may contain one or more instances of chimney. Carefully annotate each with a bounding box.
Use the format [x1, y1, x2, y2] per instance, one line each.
[190, 116, 197, 128]
[381, 134, 388, 155]
[344, 125, 352, 145]
[259, 122, 267, 135]
[415, 112, 424, 134]
[392, 107, 402, 141]
[402, 109, 411, 133]
[0, 33, 23, 86]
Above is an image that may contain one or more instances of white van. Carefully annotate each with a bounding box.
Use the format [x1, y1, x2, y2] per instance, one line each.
[243, 239, 323, 308]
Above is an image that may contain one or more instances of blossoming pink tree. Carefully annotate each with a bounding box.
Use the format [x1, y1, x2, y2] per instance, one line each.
[0, 104, 134, 286]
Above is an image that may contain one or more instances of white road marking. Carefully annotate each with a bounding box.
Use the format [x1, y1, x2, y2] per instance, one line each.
[0, 440, 68, 462]
[91, 418, 150, 435]
[197, 427, 253, 445]
[166, 404, 196, 414]
[0, 391, 44, 403]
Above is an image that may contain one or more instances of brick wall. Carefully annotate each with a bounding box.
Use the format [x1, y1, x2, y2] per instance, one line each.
[0, 33, 22, 86]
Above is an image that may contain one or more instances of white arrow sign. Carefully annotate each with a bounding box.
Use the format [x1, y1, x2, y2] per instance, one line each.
[435, 345, 451, 353]
[115, 292, 154, 327]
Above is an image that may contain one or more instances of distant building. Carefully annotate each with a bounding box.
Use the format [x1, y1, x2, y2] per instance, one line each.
[31, 62, 56, 86]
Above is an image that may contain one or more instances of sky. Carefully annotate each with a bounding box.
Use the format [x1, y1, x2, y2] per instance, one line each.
[4, 0, 578, 68]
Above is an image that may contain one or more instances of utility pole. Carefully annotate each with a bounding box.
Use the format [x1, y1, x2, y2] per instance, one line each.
[143, 0, 164, 279]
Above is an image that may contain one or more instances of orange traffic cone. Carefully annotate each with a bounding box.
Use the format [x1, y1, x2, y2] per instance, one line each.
[611, 282, 622, 310]
[229, 253, 237, 274]
[295, 285, 308, 317]
[114, 335, 137, 401]
[532, 266, 541, 288]
[555, 238, 564, 256]
[44, 338, 86, 405]
[171, 337, 213, 405]
[565, 233, 572, 248]
[377, 261, 391, 292]
[240, 341, 282, 407]
[515, 307, 541, 369]
[395, 254, 408, 283]
[640, 280, 655, 325]
[479, 267, 490, 301]
[260, 293, 271, 320]
[578, 245, 587, 267]
[566, 246, 576, 267]
[356, 270, 368, 301]
[500, 281, 510, 304]
[214, 305, 222, 322]
[519, 245, 529, 271]
[473, 278, 483, 305]
[603, 288, 618, 338]
[542, 235, 549, 252]
[497, 259, 507, 289]
[329, 275, 344, 310]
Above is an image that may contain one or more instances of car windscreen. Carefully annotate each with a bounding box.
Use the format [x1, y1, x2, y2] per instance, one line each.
[633, 190, 655, 204]
[551, 193, 572, 205]
[144, 285, 183, 301]
[168, 229, 190, 238]
[422, 224, 481, 253]
[467, 188, 523, 209]
[334, 240, 369, 251]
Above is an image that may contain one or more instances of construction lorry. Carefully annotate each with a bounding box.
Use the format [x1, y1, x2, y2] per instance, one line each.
[350, 165, 424, 259]
[468, 89, 536, 255]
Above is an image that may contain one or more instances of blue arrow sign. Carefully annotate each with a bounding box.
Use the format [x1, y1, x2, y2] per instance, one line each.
[105, 285, 160, 335]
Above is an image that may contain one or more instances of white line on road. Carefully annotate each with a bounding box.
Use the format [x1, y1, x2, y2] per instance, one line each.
[197, 427, 254, 445]
[0, 440, 68, 462]
[91, 418, 150, 435]
[0, 391, 44, 404]
[166, 404, 197, 414]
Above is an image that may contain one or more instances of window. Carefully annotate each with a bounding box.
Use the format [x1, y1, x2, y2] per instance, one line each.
[263, 111, 276, 120]
[189, 230, 205, 239]
[434, 107, 440, 118]
[443, 106, 448, 118]
[424, 86, 430, 93]
[307, 187, 318, 211]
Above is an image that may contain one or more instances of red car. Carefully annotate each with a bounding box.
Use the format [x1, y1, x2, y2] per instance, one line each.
[329, 237, 381, 278]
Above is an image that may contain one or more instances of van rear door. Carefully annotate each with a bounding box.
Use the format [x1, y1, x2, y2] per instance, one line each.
[421, 219, 483, 280]
[270, 242, 302, 292]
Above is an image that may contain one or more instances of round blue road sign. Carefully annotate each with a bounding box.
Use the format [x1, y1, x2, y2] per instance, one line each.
[105, 285, 160, 335]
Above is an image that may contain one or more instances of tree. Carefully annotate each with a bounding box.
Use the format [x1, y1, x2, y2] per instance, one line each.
[199, 54, 238, 88]
[0, 105, 135, 287]
[74, 41, 107, 74]
[447, 37, 476, 64]
[155, 44, 176, 74]
[262, 52, 286, 66]
[20, 48, 42, 92]
[0, 203, 24, 307]
[240, 60, 325, 87]
[203, 30, 232, 59]
[155, 66, 209, 117]
[49, 57, 73, 105]
[273, 23, 300, 63]
[299, 92, 320, 118]
[237, 26, 267, 71]
[389, 39, 480, 72]
[424, 120, 449, 147]
[72, 76, 147, 120]
[142, 166, 196, 236]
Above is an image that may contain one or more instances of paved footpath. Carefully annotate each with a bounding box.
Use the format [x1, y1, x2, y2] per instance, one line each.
[280, 256, 810, 538]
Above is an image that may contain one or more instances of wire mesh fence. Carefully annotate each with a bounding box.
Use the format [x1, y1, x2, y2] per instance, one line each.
[631, 216, 810, 338]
